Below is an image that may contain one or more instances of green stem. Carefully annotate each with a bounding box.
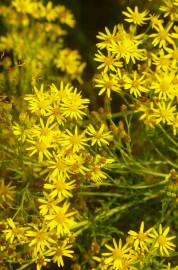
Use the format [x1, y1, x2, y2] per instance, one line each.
[159, 125, 178, 147]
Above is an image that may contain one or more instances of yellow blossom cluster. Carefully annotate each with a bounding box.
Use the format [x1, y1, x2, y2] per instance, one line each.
[0, 0, 85, 95]
[0, 82, 114, 269]
[93, 222, 177, 270]
[94, 1, 178, 134]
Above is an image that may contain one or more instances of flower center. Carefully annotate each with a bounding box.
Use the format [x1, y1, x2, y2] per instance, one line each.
[112, 248, 124, 259]
[158, 235, 167, 246]
[55, 213, 65, 224]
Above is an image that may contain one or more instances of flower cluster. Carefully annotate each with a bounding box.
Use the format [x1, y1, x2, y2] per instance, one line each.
[93, 222, 177, 270]
[0, 0, 85, 95]
[94, 2, 178, 134]
[0, 82, 113, 269]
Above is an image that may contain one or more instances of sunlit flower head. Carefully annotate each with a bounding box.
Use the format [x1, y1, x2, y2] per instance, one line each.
[123, 6, 149, 26]
[149, 224, 176, 256]
[48, 241, 74, 267]
[128, 221, 152, 251]
[102, 238, 131, 269]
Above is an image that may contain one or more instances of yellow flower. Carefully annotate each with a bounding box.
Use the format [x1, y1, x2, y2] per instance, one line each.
[152, 49, 172, 71]
[0, 179, 15, 208]
[31, 117, 57, 140]
[152, 102, 176, 124]
[47, 151, 69, 179]
[25, 85, 51, 116]
[94, 50, 123, 72]
[61, 126, 89, 153]
[57, 5, 76, 28]
[128, 221, 152, 251]
[12, 122, 32, 143]
[123, 6, 149, 26]
[35, 254, 51, 270]
[49, 241, 74, 267]
[38, 192, 61, 216]
[45, 202, 76, 236]
[87, 165, 107, 183]
[67, 153, 88, 175]
[95, 72, 120, 97]
[61, 89, 89, 120]
[96, 26, 117, 49]
[26, 223, 55, 256]
[3, 218, 26, 244]
[149, 22, 178, 48]
[165, 47, 178, 62]
[44, 175, 76, 200]
[12, 0, 34, 14]
[102, 238, 130, 269]
[44, 103, 65, 126]
[149, 224, 176, 256]
[151, 72, 176, 100]
[124, 71, 147, 98]
[149, 14, 164, 28]
[109, 38, 145, 64]
[45, 1, 57, 21]
[26, 137, 53, 162]
[55, 49, 85, 81]
[160, 0, 178, 20]
[49, 82, 73, 103]
[86, 124, 113, 147]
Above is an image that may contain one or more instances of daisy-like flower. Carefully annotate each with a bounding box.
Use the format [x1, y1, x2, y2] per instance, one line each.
[35, 254, 51, 270]
[149, 22, 178, 48]
[67, 153, 88, 175]
[44, 175, 76, 200]
[102, 238, 130, 269]
[94, 50, 123, 73]
[94, 72, 120, 97]
[109, 38, 145, 64]
[3, 218, 26, 244]
[160, 0, 178, 20]
[47, 151, 69, 179]
[124, 71, 147, 98]
[152, 49, 172, 71]
[48, 241, 74, 267]
[45, 202, 76, 236]
[26, 137, 53, 162]
[44, 103, 65, 126]
[38, 192, 61, 216]
[31, 117, 57, 140]
[128, 221, 152, 251]
[122, 6, 149, 26]
[24, 85, 51, 116]
[152, 102, 176, 124]
[165, 47, 178, 62]
[151, 72, 176, 100]
[12, 122, 32, 143]
[55, 49, 84, 81]
[149, 14, 164, 29]
[26, 223, 55, 256]
[61, 89, 89, 120]
[57, 5, 76, 28]
[12, 0, 34, 14]
[86, 123, 113, 147]
[149, 224, 176, 256]
[49, 82, 73, 103]
[0, 179, 16, 208]
[61, 126, 89, 153]
[96, 26, 117, 49]
[87, 165, 107, 183]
